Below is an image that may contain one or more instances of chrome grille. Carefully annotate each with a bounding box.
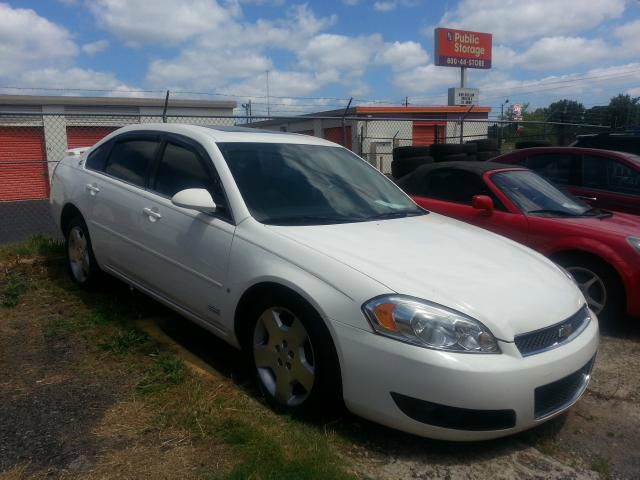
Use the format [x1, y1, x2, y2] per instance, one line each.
[515, 306, 590, 356]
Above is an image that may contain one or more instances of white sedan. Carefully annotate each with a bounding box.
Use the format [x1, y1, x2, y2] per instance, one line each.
[50, 124, 598, 440]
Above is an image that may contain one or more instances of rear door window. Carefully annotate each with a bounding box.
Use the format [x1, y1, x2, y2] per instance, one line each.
[104, 139, 159, 187]
[606, 160, 640, 196]
[525, 153, 574, 185]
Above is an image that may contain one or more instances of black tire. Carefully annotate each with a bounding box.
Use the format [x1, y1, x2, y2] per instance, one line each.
[515, 140, 552, 149]
[246, 290, 342, 414]
[64, 216, 101, 287]
[435, 153, 468, 163]
[393, 145, 430, 161]
[391, 156, 434, 178]
[461, 143, 478, 154]
[554, 253, 625, 324]
[477, 151, 501, 161]
[430, 143, 466, 157]
[467, 139, 498, 151]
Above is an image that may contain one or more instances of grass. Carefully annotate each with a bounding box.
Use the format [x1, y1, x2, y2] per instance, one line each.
[1, 236, 356, 480]
[0, 234, 64, 259]
[591, 455, 611, 478]
[137, 354, 187, 394]
[43, 317, 75, 338]
[99, 329, 150, 354]
[1, 271, 28, 307]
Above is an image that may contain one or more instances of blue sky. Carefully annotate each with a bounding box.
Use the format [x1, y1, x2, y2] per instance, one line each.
[1, 0, 639, 115]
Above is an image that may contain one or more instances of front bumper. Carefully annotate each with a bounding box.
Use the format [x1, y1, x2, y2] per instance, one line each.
[333, 315, 599, 441]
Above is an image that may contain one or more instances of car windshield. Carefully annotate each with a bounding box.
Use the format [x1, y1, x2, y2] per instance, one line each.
[218, 142, 424, 225]
[491, 169, 592, 217]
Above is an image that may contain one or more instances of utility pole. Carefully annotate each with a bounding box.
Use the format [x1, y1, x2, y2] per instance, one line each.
[404, 96, 409, 107]
[266, 70, 271, 118]
[242, 100, 253, 124]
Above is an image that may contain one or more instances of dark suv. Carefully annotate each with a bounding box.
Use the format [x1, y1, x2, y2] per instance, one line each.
[572, 132, 640, 156]
[491, 146, 640, 215]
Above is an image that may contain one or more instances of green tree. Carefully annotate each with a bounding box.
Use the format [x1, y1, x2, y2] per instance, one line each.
[544, 99, 586, 145]
[608, 94, 639, 129]
[584, 105, 610, 126]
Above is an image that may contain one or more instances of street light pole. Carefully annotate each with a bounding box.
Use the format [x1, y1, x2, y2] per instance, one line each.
[499, 99, 509, 149]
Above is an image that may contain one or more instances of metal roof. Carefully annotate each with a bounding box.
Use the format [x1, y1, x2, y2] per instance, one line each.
[0, 94, 236, 109]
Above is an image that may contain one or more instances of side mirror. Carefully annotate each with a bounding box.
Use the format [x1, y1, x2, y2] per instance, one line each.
[472, 195, 494, 214]
[171, 188, 217, 214]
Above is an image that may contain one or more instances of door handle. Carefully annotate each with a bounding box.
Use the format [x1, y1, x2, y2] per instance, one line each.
[85, 183, 100, 195]
[143, 207, 162, 222]
[577, 195, 597, 202]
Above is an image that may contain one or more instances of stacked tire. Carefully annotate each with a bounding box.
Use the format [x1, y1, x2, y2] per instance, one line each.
[466, 139, 500, 161]
[515, 140, 552, 149]
[429, 143, 477, 163]
[391, 146, 434, 179]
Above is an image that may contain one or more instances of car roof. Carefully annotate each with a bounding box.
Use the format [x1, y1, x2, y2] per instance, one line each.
[107, 123, 339, 147]
[413, 160, 525, 175]
[493, 146, 640, 165]
[396, 161, 525, 193]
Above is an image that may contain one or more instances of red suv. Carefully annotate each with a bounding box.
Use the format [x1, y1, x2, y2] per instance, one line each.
[491, 147, 640, 215]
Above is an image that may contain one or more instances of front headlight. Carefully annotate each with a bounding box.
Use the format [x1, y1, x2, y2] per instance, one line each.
[628, 236, 640, 254]
[362, 295, 500, 353]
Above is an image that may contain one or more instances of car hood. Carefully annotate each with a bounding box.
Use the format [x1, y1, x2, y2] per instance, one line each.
[268, 213, 585, 341]
[561, 211, 640, 236]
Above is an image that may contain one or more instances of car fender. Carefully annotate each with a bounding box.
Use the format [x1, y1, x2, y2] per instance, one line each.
[543, 236, 632, 290]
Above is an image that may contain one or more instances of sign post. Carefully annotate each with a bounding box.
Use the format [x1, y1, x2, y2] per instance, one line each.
[435, 27, 492, 102]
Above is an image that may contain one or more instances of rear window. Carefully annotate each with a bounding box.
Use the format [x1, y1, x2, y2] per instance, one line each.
[104, 139, 159, 187]
[85, 141, 112, 171]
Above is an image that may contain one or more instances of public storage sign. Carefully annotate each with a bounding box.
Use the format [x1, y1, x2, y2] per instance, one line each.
[435, 28, 492, 69]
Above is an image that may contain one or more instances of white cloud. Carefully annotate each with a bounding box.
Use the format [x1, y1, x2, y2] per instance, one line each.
[374, 1, 397, 12]
[474, 63, 640, 105]
[614, 20, 640, 56]
[87, 0, 233, 46]
[298, 34, 383, 76]
[375, 41, 429, 71]
[517, 37, 610, 71]
[392, 63, 460, 94]
[627, 87, 640, 97]
[16, 67, 135, 94]
[434, 0, 625, 43]
[81, 39, 110, 55]
[0, 3, 78, 76]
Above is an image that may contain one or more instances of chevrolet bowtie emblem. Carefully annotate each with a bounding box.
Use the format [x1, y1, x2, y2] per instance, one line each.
[558, 324, 573, 339]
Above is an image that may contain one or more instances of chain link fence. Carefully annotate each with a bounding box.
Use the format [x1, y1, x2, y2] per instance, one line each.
[0, 112, 610, 244]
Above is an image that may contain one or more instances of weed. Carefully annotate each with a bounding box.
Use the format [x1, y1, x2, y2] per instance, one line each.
[43, 317, 74, 338]
[100, 329, 149, 354]
[2, 272, 28, 307]
[137, 355, 187, 393]
[0, 234, 64, 260]
[591, 455, 611, 478]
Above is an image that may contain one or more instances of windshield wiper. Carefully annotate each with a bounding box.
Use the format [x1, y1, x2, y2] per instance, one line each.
[581, 208, 613, 219]
[261, 215, 365, 225]
[527, 209, 580, 217]
[366, 209, 425, 220]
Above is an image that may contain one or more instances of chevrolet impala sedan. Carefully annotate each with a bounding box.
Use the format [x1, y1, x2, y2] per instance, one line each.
[50, 124, 598, 440]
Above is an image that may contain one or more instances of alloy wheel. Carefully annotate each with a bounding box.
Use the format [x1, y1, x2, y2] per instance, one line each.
[253, 307, 316, 407]
[566, 266, 607, 315]
[68, 226, 90, 283]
